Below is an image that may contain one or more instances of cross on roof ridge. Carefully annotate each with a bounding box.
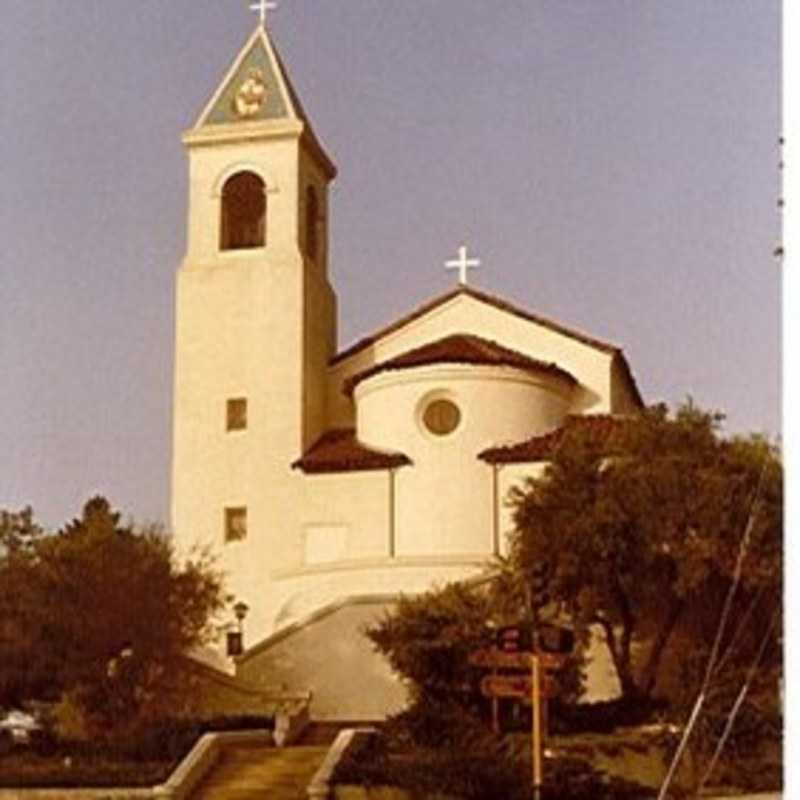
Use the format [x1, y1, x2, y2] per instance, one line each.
[445, 244, 481, 286]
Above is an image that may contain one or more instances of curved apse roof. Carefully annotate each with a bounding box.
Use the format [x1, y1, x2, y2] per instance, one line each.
[343, 333, 578, 397]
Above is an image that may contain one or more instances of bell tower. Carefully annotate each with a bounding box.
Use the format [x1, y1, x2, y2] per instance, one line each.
[172, 21, 337, 557]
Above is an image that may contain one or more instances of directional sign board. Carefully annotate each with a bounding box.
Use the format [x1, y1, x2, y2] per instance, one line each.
[480, 674, 558, 701]
[497, 625, 532, 653]
[468, 648, 568, 671]
[538, 624, 576, 655]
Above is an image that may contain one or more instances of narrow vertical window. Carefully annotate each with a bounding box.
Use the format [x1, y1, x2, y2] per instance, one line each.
[226, 398, 248, 431]
[225, 507, 248, 543]
[305, 185, 319, 261]
[220, 172, 266, 251]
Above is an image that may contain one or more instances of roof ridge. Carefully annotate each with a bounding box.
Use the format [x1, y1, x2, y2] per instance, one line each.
[331, 285, 623, 367]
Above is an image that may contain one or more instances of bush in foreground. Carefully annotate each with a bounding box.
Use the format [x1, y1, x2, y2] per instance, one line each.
[0, 714, 274, 789]
[334, 701, 651, 800]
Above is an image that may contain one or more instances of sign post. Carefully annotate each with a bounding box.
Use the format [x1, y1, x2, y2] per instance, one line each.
[532, 654, 543, 799]
[468, 624, 574, 799]
[491, 665, 499, 734]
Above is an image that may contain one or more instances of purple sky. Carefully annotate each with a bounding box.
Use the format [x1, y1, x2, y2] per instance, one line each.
[0, 1, 781, 529]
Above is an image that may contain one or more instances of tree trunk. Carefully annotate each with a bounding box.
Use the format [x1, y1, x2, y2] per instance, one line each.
[596, 616, 638, 700]
[638, 598, 684, 696]
[609, 576, 639, 700]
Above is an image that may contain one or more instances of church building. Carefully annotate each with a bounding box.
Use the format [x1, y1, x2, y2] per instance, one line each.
[171, 18, 643, 720]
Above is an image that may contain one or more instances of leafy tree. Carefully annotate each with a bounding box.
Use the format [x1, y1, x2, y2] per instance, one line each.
[367, 576, 586, 712]
[508, 402, 782, 703]
[0, 497, 226, 734]
[0, 506, 49, 702]
[0, 506, 44, 556]
[367, 583, 495, 707]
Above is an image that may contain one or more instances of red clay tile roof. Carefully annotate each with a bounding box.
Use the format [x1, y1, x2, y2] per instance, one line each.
[479, 414, 633, 464]
[292, 429, 411, 474]
[343, 334, 577, 397]
[330, 285, 643, 408]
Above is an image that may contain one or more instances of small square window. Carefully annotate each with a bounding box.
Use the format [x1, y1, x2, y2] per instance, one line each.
[225, 507, 247, 543]
[227, 398, 248, 431]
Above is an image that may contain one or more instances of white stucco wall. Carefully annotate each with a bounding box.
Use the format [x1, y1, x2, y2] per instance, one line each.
[237, 602, 411, 721]
[355, 363, 572, 558]
[172, 117, 341, 648]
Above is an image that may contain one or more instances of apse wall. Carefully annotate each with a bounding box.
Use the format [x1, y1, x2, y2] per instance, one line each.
[355, 363, 574, 557]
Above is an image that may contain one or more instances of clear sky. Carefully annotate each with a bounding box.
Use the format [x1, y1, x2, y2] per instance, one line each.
[0, 1, 781, 529]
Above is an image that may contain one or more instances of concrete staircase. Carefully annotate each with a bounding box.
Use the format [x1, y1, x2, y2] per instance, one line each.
[192, 724, 349, 799]
[193, 742, 329, 799]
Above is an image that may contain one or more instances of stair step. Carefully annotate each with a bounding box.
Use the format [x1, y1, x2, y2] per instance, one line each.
[193, 744, 329, 800]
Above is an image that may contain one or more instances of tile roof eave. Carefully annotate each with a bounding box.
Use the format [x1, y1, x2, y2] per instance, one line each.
[292, 429, 412, 475]
[479, 414, 634, 465]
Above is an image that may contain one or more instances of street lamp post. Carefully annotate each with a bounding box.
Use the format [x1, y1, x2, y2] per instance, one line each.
[227, 601, 250, 657]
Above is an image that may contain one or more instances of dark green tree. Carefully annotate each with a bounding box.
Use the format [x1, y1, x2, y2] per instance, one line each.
[0, 507, 48, 702]
[0, 505, 44, 556]
[0, 498, 226, 733]
[367, 583, 496, 706]
[508, 402, 782, 703]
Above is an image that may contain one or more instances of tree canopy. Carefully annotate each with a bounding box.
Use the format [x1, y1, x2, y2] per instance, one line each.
[508, 402, 782, 702]
[0, 498, 225, 734]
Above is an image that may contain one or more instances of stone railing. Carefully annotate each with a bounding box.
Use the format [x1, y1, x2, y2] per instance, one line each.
[156, 729, 273, 799]
[307, 728, 376, 800]
[274, 697, 312, 747]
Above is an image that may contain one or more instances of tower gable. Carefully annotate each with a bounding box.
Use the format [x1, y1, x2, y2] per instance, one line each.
[194, 28, 301, 129]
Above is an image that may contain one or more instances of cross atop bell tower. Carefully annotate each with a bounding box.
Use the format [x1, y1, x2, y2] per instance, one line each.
[249, 0, 278, 27]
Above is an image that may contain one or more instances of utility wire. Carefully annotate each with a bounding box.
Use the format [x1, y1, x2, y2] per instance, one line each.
[656, 463, 767, 800]
[700, 465, 767, 691]
[695, 607, 779, 796]
[710, 584, 769, 681]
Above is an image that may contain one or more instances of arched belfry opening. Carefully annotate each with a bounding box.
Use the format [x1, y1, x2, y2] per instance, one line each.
[220, 171, 267, 251]
[305, 186, 319, 261]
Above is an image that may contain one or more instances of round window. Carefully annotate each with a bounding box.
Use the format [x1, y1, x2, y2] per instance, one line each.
[423, 399, 461, 436]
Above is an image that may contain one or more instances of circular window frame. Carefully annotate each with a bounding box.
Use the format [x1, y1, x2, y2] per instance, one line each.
[417, 391, 463, 439]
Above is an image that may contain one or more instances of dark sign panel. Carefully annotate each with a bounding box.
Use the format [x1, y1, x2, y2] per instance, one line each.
[538, 624, 576, 655]
[480, 674, 558, 700]
[468, 648, 568, 671]
[497, 625, 533, 653]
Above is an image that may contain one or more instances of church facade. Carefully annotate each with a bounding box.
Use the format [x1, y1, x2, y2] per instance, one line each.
[171, 23, 643, 719]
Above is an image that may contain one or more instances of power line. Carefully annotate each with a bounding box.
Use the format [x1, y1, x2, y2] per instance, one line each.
[656, 461, 768, 800]
[695, 607, 779, 796]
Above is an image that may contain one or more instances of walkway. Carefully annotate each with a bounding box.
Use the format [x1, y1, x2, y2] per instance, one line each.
[193, 742, 329, 800]
[192, 724, 352, 799]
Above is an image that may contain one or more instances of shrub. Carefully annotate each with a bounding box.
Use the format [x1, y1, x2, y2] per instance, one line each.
[335, 700, 654, 800]
[0, 730, 13, 757]
[549, 696, 667, 735]
[335, 701, 529, 800]
[0, 713, 275, 789]
[117, 714, 274, 762]
[542, 758, 653, 800]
